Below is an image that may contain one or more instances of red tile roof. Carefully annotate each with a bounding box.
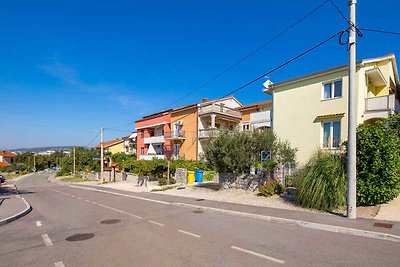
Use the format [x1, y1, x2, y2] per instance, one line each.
[236, 100, 272, 111]
[95, 139, 124, 149]
[0, 151, 16, 158]
[0, 162, 11, 167]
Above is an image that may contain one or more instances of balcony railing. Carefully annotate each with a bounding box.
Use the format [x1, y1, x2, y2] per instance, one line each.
[144, 135, 165, 144]
[198, 103, 241, 119]
[198, 128, 221, 139]
[365, 94, 395, 112]
[139, 154, 165, 160]
[164, 131, 185, 140]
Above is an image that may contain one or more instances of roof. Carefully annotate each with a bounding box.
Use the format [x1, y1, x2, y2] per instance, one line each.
[237, 100, 272, 111]
[0, 151, 16, 158]
[266, 53, 398, 93]
[0, 162, 11, 167]
[315, 113, 345, 121]
[95, 139, 124, 149]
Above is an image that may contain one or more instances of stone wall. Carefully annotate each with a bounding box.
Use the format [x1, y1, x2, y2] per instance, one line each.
[174, 168, 187, 184]
[219, 173, 268, 191]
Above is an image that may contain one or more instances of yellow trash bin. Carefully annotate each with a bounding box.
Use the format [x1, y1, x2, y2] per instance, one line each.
[187, 171, 195, 184]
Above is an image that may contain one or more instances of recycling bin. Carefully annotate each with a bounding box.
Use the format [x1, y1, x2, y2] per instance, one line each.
[187, 171, 195, 184]
[195, 170, 204, 183]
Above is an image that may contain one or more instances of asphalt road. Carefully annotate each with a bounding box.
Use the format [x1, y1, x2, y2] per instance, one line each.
[1, 173, 399, 266]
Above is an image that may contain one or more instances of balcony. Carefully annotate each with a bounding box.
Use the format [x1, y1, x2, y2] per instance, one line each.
[144, 135, 165, 144]
[198, 103, 241, 119]
[139, 154, 165, 160]
[364, 94, 396, 121]
[164, 131, 185, 141]
[198, 128, 220, 139]
[250, 110, 272, 129]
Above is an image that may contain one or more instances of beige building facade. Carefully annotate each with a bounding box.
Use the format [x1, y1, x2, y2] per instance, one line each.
[265, 54, 399, 165]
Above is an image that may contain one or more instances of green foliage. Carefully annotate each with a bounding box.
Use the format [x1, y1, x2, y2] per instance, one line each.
[158, 177, 176, 186]
[293, 151, 346, 212]
[151, 185, 174, 192]
[204, 128, 297, 174]
[258, 181, 284, 197]
[353, 116, 400, 205]
[203, 171, 217, 182]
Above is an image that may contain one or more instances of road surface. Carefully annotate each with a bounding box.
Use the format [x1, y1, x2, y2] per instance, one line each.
[1, 172, 399, 266]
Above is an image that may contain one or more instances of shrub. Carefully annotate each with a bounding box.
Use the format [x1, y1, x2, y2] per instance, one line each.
[354, 117, 400, 205]
[258, 180, 284, 197]
[293, 151, 346, 212]
[158, 177, 176, 186]
[203, 171, 217, 182]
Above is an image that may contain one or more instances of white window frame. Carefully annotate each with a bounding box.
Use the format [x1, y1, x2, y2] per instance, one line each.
[321, 120, 341, 149]
[242, 123, 250, 131]
[322, 79, 342, 100]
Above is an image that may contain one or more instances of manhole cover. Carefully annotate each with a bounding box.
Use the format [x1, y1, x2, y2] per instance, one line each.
[196, 199, 205, 201]
[100, 219, 121, 224]
[193, 209, 205, 213]
[373, 222, 393, 229]
[66, 233, 95, 242]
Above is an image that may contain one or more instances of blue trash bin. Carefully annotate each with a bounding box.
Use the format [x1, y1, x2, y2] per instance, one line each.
[195, 170, 204, 182]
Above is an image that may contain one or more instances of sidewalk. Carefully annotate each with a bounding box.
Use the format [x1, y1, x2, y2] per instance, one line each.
[0, 184, 32, 225]
[70, 182, 400, 240]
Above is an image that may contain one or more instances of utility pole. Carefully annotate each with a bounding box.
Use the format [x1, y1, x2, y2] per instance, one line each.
[347, 0, 357, 219]
[100, 127, 104, 183]
[73, 147, 76, 176]
[33, 153, 36, 172]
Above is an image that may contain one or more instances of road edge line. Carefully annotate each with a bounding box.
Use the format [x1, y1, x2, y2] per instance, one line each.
[173, 203, 400, 243]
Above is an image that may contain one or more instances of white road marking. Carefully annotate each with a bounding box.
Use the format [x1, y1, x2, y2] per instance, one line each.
[70, 195, 76, 198]
[231, 246, 285, 264]
[36, 221, 42, 227]
[85, 199, 91, 203]
[77, 197, 82, 200]
[97, 203, 143, 219]
[54, 261, 65, 267]
[91, 201, 98, 205]
[148, 220, 165, 227]
[69, 185, 170, 205]
[178, 230, 201, 238]
[42, 234, 53, 247]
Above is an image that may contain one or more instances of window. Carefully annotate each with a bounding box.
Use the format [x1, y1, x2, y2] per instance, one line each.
[242, 123, 250, 131]
[140, 131, 144, 138]
[173, 144, 180, 158]
[322, 121, 341, 149]
[140, 148, 144, 155]
[323, 80, 342, 100]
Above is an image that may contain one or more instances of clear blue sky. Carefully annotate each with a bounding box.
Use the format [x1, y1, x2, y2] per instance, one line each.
[1, 0, 399, 149]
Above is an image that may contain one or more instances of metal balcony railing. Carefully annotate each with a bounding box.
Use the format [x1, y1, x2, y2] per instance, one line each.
[198, 103, 241, 119]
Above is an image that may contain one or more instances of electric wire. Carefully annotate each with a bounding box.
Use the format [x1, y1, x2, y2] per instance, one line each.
[158, 0, 332, 110]
[222, 30, 343, 97]
[358, 28, 400, 36]
[85, 132, 100, 148]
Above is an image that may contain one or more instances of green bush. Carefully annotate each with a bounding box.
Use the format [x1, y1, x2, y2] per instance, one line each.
[258, 180, 284, 197]
[158, 177, 176, 186]
[293, 151, 346, 212]
[354, 117, 400, 205]
[203, 171, 217, 182]
[204, 128, 296, 174]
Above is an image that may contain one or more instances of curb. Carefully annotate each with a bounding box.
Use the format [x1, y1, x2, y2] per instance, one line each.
[69, 184, 400, 243]
[173, 203, 400, 243]
[0, 185, 32, 226]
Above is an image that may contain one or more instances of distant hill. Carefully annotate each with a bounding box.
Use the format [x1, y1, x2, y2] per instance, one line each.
[10, 146, 75, 154]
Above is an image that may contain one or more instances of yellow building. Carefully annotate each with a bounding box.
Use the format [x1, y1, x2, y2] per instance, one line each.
[167, 103, 199, 160]
[264, 54, 400, 165]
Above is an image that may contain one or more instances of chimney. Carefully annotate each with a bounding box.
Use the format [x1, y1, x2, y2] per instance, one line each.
[202, 98, 208, 103]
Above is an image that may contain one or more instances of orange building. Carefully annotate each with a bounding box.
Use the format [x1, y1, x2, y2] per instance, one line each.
[237, 100, 272, 131]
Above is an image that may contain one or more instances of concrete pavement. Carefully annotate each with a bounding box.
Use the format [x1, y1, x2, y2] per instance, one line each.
[0, 184, 32, 226]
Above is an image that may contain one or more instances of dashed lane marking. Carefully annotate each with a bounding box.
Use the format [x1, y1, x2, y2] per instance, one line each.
[231, 246, 285, 264]
[148, 220, 165, 227]
[54, 261, 65, 267]
[36, 221, 42, 227]
[178, 230, 201, 238]
[42, 234, 53, 247]
[97, 203, 143, 219]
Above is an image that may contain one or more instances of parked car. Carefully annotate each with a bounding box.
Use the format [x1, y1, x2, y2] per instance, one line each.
[0, 174, 5, 183]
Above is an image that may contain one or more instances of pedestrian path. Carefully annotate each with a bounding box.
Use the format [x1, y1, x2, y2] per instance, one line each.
[0, 184, 32, 225]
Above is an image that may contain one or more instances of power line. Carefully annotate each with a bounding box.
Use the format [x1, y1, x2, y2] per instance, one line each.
[86, 132, 100, 148]
[358, 28, 400, 36]
[329, 0, 350, 25]
[222, 30, 343, 97]
[158, 0, 332, 110]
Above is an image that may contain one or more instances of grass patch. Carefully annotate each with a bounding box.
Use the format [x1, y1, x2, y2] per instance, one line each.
[151, 185, 174, 192]
[59, 176, 95, 183]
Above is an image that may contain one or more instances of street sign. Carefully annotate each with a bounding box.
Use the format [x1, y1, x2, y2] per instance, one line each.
[261, 151, 271, 162]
